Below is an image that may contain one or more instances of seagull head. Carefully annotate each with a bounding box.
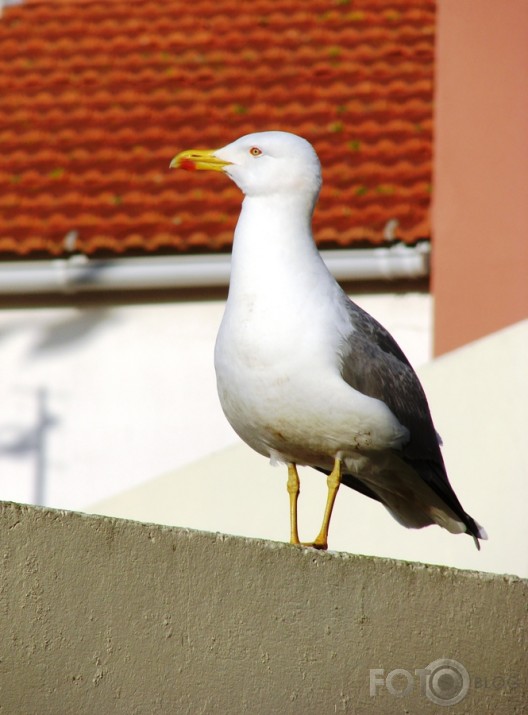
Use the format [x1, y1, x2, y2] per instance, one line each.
[171, 131, 322, 201]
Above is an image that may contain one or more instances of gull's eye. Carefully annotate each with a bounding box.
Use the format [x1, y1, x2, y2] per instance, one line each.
[249, 147, 263, 157]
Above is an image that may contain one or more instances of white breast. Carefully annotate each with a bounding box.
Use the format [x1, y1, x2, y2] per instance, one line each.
[213, 193, 407, 468]
[214, 271, 406, 468]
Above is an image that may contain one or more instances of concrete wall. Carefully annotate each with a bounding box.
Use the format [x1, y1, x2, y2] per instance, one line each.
[1, 502, 526, 714]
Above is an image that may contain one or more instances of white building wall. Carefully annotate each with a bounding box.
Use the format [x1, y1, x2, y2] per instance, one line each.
[0, 292, 431, 510]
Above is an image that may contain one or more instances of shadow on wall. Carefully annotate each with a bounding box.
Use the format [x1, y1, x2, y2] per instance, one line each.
[0, 308, 115, 355]
[0, 307, 115, 505]
[0, 388, 58, 505]
[29, 308, 114, 355]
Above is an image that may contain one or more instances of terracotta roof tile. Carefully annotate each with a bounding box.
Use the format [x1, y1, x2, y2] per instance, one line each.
[0, 0, 435, 257]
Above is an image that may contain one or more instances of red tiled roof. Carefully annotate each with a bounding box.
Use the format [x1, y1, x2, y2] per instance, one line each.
[0, 0, 434, 258]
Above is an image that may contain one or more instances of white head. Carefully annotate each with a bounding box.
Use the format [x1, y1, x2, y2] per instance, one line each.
[171, 131, 322, 203]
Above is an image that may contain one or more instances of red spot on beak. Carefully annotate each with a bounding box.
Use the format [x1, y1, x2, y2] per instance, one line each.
[180, 158, 197, 171]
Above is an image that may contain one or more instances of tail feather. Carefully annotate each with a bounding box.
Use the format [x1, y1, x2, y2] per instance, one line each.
[334, 459, 486, 550]
[414, 459, 486, 550]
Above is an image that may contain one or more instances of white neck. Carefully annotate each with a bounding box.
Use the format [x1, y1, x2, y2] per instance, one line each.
[227, 193, 328, 302]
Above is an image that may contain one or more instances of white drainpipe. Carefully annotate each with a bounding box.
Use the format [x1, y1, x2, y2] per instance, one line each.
[0, 243, 430, 295]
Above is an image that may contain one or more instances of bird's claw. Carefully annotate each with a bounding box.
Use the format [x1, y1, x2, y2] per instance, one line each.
[290, 538, 329, 551]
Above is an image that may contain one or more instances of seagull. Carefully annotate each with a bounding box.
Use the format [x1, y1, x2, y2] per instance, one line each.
[170, 131, 486, 551]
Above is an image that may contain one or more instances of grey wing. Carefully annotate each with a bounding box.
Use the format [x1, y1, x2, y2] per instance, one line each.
[340, 299, 440, 462]
[338, 299, 483, 541]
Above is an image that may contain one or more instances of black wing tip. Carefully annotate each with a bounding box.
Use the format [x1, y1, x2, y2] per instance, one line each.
[467, 519, 488, 551]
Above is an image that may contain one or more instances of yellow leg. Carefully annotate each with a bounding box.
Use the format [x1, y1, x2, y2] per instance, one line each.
[287, 463, 301, 545]
[308, 457, 342, 550]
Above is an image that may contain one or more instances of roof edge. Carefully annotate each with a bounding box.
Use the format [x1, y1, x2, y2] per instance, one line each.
[0, 243, 430, 296]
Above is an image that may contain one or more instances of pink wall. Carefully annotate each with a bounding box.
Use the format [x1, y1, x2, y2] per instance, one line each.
[432, 0, 528, 355]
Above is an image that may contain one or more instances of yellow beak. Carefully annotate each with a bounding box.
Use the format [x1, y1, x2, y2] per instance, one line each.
[169, 148, 231, 172]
